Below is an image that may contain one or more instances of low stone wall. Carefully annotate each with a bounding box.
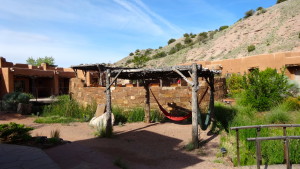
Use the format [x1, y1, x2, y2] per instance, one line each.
[69, 78, 227, 111]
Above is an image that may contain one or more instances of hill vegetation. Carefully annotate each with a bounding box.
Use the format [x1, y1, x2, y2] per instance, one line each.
[115, 0, 300, 68]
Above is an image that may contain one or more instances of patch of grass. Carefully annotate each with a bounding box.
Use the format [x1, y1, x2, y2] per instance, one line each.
[94, 124, 113, 138]
[50, 129, 60, 138]
[35, 116, 84, 123]
[185, 142, 196, 151]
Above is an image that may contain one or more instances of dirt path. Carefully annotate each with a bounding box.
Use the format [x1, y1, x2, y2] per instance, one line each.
[0, 113, 233, 169]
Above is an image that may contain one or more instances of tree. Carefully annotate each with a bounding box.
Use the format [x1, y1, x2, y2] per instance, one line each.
[26, 56, 55, 66]
[132, 55, 150, 68]
[240, 68, 293, 111]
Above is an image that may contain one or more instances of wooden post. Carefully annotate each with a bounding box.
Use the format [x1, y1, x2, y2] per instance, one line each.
[284, 138, 291, 169]
[283, 127, 287, 163]
[257, 128, 262, 165]
[160, 79, 162, 87]
[191, 63, 199, 148]
[236, 129, 240, 166]
[255, 140, 261, 169]
[144, 81, 150, 123]
[105, 69, 112, 135]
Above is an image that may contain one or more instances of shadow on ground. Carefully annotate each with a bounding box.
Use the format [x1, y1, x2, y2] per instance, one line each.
[45, 123, 204, 169]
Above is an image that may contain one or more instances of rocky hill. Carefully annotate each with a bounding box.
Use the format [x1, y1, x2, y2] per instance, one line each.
[115, 0, 300, 68]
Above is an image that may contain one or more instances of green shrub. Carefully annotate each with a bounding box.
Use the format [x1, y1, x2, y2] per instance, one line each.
[190, 33, 197, 38]
[256, 8, 267, 15]
[266, 106, 291, 124]
[240, 68, 292, 111]
[183, 33, 189, 37]
[219, 25, 229, 31]
[298, 32, 300, 39]
[152, 51, 167, 59]
[168, 38, 176, 45]
[247, 45, 255, 52]
[0, 122, 33, 143]
[132, 55, 150, 68]
[277, 0, 287, 4]
[256, 7, 263, 11]
[226, 73, 245, 96]
[244, 9, 255, 18]
[125, 59, 132, 65]
[159, 46, 162, 49]
[184, 37, 192, 44]
[129, 52, 134, 56]
[2, 92, 32, 111]
[169, 47, 177, 55]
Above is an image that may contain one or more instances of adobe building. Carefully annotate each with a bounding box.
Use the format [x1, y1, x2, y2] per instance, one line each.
[0, 57, 75, 98]
[184, 51, 300, 84]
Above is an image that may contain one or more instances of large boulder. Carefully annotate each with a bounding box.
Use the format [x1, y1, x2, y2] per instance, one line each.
[89, 112, 115, 129]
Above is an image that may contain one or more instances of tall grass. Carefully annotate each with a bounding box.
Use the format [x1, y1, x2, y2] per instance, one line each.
[35, 95, 96, 123]
[112, 106, 165, 124]
[218, 98, 300, 166]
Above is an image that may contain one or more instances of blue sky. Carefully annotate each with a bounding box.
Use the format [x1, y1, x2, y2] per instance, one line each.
[0, 0, 276, 67]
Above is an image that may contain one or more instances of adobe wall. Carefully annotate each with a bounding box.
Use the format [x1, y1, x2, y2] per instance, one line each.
[69, 77, 227, 110]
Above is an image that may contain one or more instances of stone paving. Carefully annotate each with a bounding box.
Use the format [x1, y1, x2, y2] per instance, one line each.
[0, 144, 60, 169]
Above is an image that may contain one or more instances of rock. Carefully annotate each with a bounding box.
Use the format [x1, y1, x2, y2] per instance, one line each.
[94, 104, 106, 117]
[89, 112, 115, 129]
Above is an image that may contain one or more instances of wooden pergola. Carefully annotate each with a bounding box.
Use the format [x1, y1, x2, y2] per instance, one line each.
[71, 63, 220, 147]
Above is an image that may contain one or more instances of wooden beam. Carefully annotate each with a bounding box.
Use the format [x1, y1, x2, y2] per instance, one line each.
[191, 63, 199, 148]
[105, 69, 123, 91]
[105, 69, 113, 135]
[173, 68, 194, 86]
[97, 65, 103, 86]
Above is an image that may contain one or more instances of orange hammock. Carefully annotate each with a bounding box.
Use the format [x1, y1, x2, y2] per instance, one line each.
[150, 89, 192, 121]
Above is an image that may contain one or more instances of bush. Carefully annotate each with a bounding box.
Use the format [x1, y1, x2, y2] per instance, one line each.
[159, 46, 163, 49]
[169, 47, 177, 55]
[129, 52, 134, 56]
[183, 33, 189, 37]
[2, 92, 32, 111]
[152, 51, 167, 59]
[132, 55, 150, 68]
[256, 7, 267, 15]
[244, 9, 255, 18]
[247, 45, 255, 52]
[266, 105, 291, 124]
[0, 122, 33, 143]
[226, 73, 245, 96]
[184, 37, 192, 44]
[219, 25, 229, 31]
[168, 38, 176, 45]
[240, 68, 292, 111]
[256, 7, 263, 11]
[277, 0, 287, 4]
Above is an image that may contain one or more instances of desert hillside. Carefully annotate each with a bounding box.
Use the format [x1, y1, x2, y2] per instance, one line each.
[115, 0, 300, 68]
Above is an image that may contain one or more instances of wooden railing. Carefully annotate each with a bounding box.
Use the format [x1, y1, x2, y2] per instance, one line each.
[230, 124, 300, 168]
[247, 136, 300, 169]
